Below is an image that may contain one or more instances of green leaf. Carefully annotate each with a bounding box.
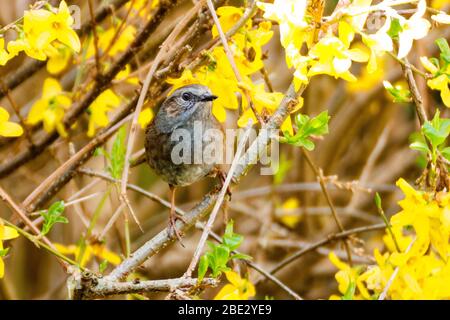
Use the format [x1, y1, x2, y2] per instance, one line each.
[196, 221, 251, 280]
[282, 111, 330, 151]
[109, 127, 127, 179]
[0, 248, 10, 257]
[299, 138, 315, 151]
[198, 255, 209, 282]
[436, 38, 450, 63]
[383, 81, 411, 103]
[441, 147, 450, 160]
[222, 220, 243, 251]
[422, 110, 450, 149]
[40, 201, 68, 236]
[94, 147, 108, 158]
[410, 141, 429, 153]
[99, 260, 108, 273]
[387, 18, 402, 39]
[274, 154, 292, 185]
[374, 192, 382, 210]
[215, 244, 230, 267]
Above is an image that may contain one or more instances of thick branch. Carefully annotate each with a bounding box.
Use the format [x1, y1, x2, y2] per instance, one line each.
[70, 271, 217, 299]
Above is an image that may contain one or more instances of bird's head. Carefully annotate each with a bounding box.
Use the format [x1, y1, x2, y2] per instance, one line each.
[154, 84, 218, 132]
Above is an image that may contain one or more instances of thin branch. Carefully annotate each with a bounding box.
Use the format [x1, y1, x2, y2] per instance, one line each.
[88, 0, 101, 73]
[301, 149, 353, 265]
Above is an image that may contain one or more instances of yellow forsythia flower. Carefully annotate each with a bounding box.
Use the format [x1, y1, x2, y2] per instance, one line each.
[214, 271, 256, 300]
[87, 89, 121, 137]
[308, 21, 369, 82]
[0, 221, 20, 278]
[0, 107, 23, 137]
[138, 108, 154, 129]
[47, 44, 72, 75]
[27, 78, 72, 137]
[0, 38, 10, 66]
[330, 178, 450, 299]
[420, 57, 450, 107]
[278, 197, 301, 229]
[54, 243, 121, 268]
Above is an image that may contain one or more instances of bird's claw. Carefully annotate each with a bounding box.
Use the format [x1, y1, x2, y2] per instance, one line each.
[169, 211, 186, 247]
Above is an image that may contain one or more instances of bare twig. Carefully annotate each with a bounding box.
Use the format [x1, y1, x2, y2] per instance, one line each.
[301, 149, 353, 265]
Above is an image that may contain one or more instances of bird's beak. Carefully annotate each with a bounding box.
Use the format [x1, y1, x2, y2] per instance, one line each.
[200, 94, 218, 102]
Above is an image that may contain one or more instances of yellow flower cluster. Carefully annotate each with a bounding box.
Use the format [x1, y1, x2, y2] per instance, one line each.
[256, 0, 435, 87]
[0, 221, 20, 278]
[330, 179, 450, 300]
[166, 6, 300, 133]
[0, 1, 80, 66]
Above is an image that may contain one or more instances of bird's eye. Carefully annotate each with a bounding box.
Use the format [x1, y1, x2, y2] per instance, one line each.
[181, 92, 191, 101]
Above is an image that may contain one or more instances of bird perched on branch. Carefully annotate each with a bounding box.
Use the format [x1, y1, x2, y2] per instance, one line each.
[145, 84, 226, 242]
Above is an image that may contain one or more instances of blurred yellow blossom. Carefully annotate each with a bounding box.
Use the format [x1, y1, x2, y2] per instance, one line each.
[27, 78, 71, 137]
[0, 38, 9, 65]
[0, 107, 23, 137]
[138, 108, 154, 129]
[431, 0, 448, 9]
[0, 221, 20, 278]
[214, 271, 256, 300]
[96, 25, 136, 57]
[55, 242, 121, 268]
[87, 89, 121, 137]
[126, 0, 160, 18]
[278, 197, 301, 229]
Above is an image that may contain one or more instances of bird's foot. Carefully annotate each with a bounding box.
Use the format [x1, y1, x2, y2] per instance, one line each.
[217, 170, 235, 199]
[168, 211, 186, 247]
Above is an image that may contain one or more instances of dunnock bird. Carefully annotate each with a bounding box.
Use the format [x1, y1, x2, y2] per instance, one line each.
[145, 84, 225, 241]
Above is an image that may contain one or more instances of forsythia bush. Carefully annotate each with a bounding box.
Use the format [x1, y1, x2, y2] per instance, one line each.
[330, 179, 450, 299]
